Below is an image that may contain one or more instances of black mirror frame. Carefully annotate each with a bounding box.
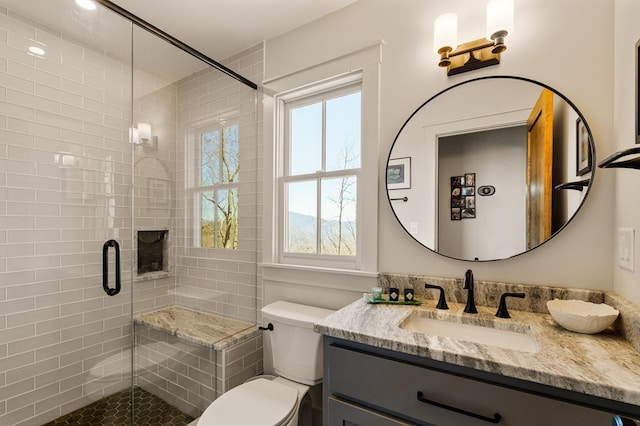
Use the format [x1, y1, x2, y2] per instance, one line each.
[386, 75, 597, 262]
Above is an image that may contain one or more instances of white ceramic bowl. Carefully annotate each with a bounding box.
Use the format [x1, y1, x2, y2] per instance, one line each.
[546, 299, 619, 334]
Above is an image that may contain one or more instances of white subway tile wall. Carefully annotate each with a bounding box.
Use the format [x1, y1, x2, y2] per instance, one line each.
[174, 44, 263, 324]
[0, 6, 136, 425]
[0, 3, 263, 425]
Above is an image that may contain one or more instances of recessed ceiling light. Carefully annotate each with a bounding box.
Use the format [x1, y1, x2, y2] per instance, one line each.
[75, 0, 97, 10]
[28, 46, 46, 56]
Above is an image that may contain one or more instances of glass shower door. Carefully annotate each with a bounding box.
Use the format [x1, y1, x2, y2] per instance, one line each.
[0, 1, 136, 424]
[129, 24, 209, 424]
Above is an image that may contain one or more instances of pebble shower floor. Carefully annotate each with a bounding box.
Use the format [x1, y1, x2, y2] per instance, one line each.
[42, 387, 195, 426]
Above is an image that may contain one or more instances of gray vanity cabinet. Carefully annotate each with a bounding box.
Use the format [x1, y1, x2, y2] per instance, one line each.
[327, 397, 414, 425]
[323, 338, 615, 426]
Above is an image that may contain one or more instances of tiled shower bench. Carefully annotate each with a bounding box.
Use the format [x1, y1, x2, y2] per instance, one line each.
[134, 306, 262, 418]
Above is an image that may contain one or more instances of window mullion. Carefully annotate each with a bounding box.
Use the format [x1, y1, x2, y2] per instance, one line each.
[282, 171, 326, 183]
[321, 99, 327, 173]
[194, 191, 202, 247]
[213, 190, 219, 249]
[316, 177, 322, 255]
[284, 104, 292, 177]
[198, 182, 237, 191]
[317, 100, 327, 255]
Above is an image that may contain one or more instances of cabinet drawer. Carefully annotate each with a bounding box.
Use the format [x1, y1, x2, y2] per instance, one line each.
[328, 396, 414, 426]
[326, 344, 613, 426]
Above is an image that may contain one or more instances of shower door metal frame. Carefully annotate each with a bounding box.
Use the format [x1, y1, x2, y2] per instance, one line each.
[94, 0, 258, 90]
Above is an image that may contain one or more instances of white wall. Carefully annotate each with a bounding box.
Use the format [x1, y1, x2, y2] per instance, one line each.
[264, 0, 615, 300]
[613, 0, 640, 305]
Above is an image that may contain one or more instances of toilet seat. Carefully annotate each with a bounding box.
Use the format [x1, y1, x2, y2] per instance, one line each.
[198, 378, 298, 426]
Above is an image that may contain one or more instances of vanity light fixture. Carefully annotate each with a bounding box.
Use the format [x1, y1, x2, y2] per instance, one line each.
[434, 0, 514, 76]
[130, 122, 158, 148]
[137, 122, 152, 144]
[54, 152, 78, 168]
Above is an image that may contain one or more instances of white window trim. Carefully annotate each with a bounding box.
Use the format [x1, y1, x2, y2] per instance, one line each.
[263, 42, 381, 274]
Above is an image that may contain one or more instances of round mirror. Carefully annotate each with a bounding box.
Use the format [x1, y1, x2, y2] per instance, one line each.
[386, 76, 595, 261]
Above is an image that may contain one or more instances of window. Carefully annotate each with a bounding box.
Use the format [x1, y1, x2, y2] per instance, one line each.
[194, 124, 240, 249]
[264, 44, 381, 275]
[280, 83, 362, 266]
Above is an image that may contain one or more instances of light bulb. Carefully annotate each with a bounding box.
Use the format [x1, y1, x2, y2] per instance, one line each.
[138, 123, 151, 142]
[486, 0, 514, 40]
[433, 13, 458, 54]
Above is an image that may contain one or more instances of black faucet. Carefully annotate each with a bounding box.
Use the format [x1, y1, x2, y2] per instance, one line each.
[425, 283, 449, 310]
[495, 292, 526, 318]
[463, 269, 477, 313]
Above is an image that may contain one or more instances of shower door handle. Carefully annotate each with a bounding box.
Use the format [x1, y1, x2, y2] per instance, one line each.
[102, 240, 121, 296]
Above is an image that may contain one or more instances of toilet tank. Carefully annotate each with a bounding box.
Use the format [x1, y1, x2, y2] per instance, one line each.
[261, 301, 335, 386]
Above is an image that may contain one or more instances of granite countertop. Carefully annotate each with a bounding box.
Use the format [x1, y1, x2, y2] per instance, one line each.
[136, 306, 259, 350]
[314, 296, 640, 407]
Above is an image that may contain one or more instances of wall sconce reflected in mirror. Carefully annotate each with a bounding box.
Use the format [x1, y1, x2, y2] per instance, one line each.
[129, 123, 158, 148]
[434, 0, 514, 76]
[54, 152, 78, 168]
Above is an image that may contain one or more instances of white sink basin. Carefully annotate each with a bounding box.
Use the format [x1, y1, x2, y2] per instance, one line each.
[399, 313, 539, 353]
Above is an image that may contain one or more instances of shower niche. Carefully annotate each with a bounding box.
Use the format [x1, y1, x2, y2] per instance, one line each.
[137, 230, 169, 276]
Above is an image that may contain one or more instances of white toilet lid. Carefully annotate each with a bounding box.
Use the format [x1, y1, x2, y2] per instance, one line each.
[199, 378, 298, 426]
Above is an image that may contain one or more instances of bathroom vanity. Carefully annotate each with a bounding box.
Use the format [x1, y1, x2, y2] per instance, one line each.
[315, 297, 640, 425]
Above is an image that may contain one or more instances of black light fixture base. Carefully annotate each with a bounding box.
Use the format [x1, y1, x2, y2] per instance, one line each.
[598, 146, 640, 169]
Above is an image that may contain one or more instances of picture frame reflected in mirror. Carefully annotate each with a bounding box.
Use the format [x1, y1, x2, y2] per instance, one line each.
[576, 117, 591, 176]
[387, 157, 411, 190]
[451, 173, 476, 220]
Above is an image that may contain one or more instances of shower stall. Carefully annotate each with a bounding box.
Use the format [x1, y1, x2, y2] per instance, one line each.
[0, 0, 261, 424]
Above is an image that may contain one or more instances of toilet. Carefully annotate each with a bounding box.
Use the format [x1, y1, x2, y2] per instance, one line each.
[197, 301, 335, 426]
